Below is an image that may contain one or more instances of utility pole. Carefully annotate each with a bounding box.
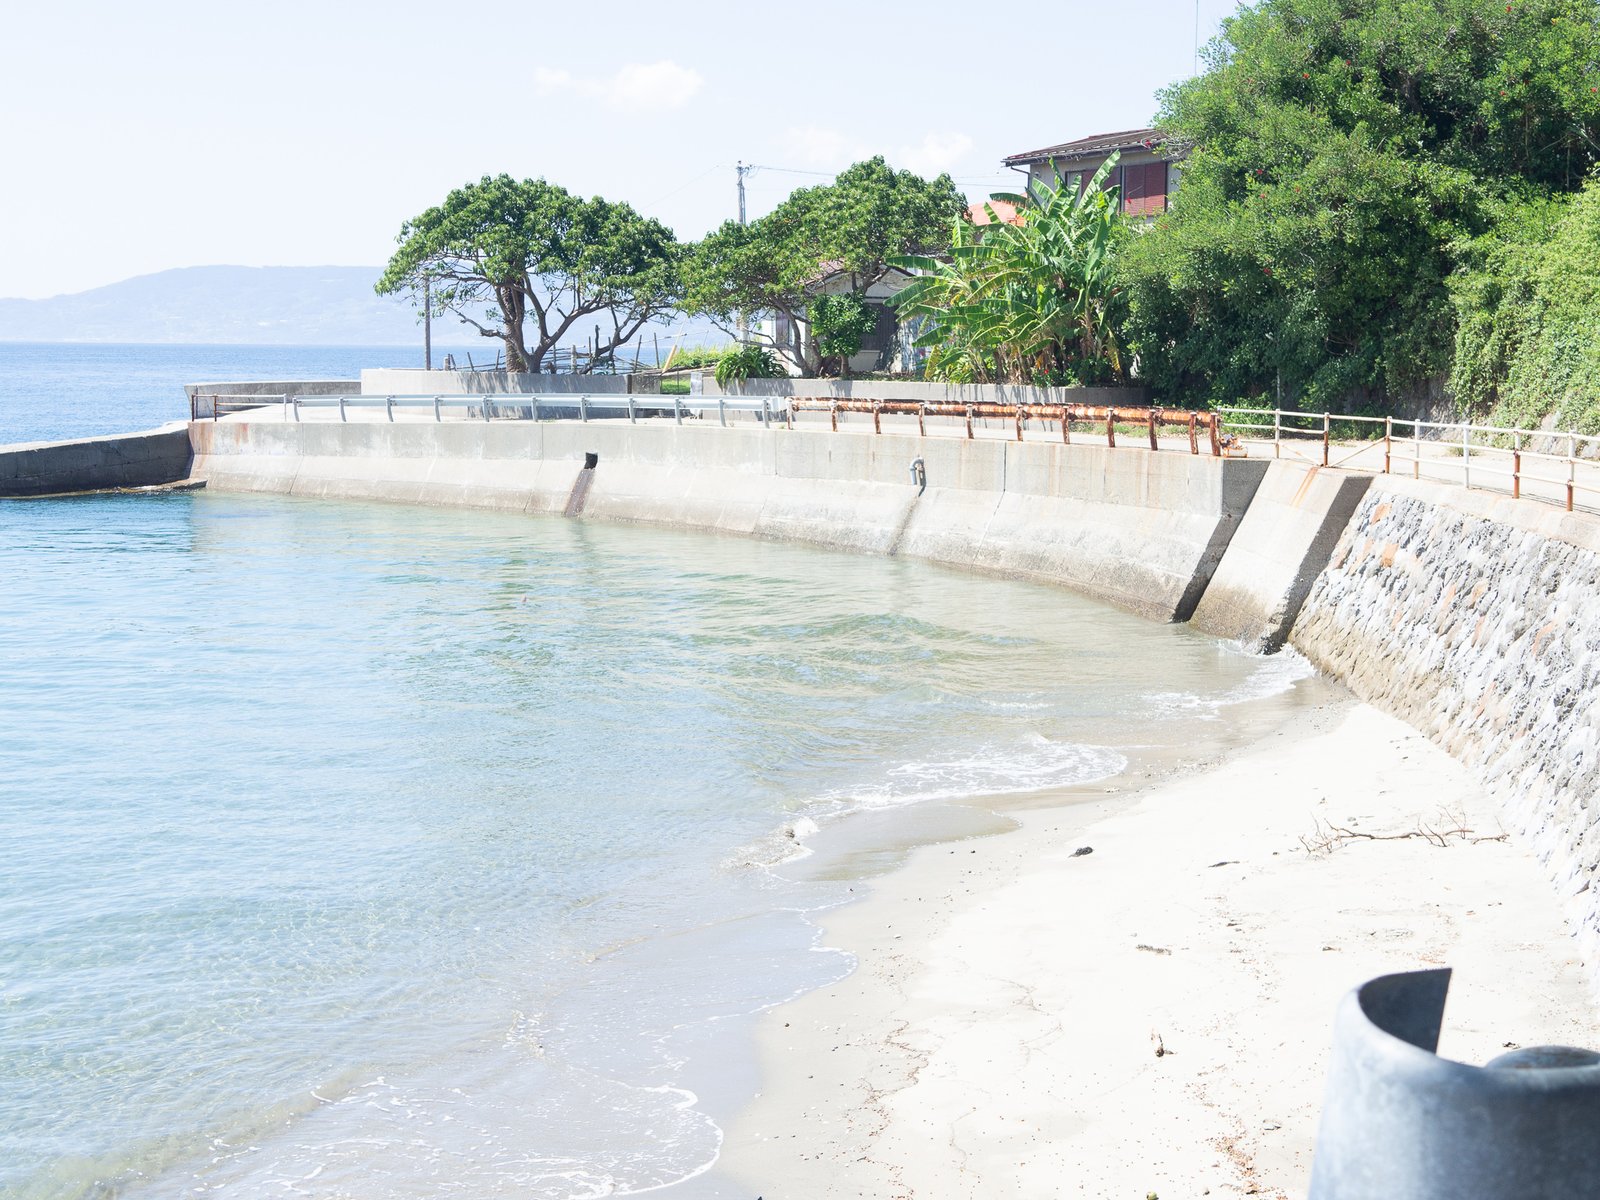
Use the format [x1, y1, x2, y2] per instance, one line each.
[736, 161, 753, 342]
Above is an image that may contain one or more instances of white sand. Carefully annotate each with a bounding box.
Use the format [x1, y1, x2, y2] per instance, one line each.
[719, 695, 1598, 1199]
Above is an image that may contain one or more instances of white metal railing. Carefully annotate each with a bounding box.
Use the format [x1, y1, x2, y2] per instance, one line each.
[1218, 406, 1600, 513]
[272, 392, 792, 429]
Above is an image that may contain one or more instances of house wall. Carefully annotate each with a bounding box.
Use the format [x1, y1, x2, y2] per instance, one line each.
[1023, 150, 1176, 217]
[762, 271, 913, 376]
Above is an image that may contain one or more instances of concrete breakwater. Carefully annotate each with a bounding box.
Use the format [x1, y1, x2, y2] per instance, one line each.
[0, 425, 193, 496]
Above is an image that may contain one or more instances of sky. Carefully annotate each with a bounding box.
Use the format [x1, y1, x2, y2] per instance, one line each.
[1, 0, 1240, 301]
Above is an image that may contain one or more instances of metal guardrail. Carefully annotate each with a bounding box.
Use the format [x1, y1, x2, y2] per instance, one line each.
[271, 392, 792, 429]
[788, 398, 1224, 454]
[1218, 406, 1600, 513]
[256, 393, 1228, 455]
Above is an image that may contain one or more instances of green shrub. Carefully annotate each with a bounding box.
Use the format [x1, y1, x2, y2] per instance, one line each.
[1450, 178, 1600, 432]
[713, 345, 783, 386]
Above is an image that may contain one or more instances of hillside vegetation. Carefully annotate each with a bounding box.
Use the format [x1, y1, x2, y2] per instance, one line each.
[1119, 0, 1600, 418]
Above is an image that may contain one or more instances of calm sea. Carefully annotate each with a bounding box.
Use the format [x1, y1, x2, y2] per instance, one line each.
[0, 345, 1309, 1198]
[0, 342, 484, 446]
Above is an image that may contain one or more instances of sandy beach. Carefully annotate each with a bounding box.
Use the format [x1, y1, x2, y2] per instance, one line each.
[719, 683, 1598, 1199]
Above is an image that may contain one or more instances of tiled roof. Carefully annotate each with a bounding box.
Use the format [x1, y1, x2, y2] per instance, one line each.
[1003, 127, 1167, 166]
[967, 198, 1025, 227]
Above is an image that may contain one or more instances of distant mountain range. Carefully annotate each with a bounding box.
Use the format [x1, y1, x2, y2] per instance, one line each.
[0, 266, 427, 345]
[0, 266, 732, 351]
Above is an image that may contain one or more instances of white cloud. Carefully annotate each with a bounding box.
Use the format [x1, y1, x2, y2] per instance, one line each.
[896, 132, 976, 177]
[783, 125, 870, 169]
[532, 60, 703, 112]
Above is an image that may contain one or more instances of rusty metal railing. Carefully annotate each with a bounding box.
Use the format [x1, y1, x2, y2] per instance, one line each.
[786, 399, 1224, 455]
[1218, 406, 1600, 514]
[191, 392, 287, 421]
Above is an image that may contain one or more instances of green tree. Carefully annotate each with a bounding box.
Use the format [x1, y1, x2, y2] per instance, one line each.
[681, 157, 965, 374]
[376, 174, 680, 374]
[1121, 0, 1600, 409]
[809, 293, 878, 376]
[891, 156, 1129, 385]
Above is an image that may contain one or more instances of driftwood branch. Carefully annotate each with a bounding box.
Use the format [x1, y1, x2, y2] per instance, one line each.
[1299, 807, 1508, 856]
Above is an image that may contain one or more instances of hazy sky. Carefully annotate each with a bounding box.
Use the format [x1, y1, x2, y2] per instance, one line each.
[3, 0, 1237, 300]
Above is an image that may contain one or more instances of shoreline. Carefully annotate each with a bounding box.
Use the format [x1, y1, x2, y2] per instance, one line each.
[713, 678, 1597, 1199]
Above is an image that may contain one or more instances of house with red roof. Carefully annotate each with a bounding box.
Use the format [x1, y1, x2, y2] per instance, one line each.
[1002, 127, 1180, 217]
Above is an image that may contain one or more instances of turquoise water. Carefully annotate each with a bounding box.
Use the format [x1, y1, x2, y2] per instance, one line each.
[0, 474, 1306, 1196]
[0, 342, 1314, 1195]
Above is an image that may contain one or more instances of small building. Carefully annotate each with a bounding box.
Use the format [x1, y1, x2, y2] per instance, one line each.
[764, 265, 916, 376]
[1002, 127, 1180, 217]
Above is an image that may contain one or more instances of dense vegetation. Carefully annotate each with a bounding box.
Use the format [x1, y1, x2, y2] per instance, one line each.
[1121, 0, 1600, 414]
[383, 2, 1598, 415]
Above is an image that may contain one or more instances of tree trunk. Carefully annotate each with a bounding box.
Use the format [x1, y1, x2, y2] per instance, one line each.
[496, 285, 532, 373]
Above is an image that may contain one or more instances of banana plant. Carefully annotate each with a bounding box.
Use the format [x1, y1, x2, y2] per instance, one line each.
[891, 154, 1128, 385]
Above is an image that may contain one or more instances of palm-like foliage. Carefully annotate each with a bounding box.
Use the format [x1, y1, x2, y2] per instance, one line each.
[891, 155, 1127, 385]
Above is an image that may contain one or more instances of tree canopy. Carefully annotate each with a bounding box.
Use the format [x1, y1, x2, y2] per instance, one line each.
[1120, 0, 1600, 409]
[375, 174, 680, 373]
[681, 157, 966, 373]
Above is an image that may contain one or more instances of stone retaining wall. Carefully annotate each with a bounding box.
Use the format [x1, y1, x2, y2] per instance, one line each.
[1292, 476, 1600, 963]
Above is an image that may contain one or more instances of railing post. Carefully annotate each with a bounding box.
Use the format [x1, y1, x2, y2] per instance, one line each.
[433, 395, 442, 422]
[282, 395, 290, 421]
[531, 397, 540, 423]
[718, 396, 726, 427]
[1063, 405, 1071, 445]
[917, 403, 926, 437]
[1274, 408, 1282, 459]
[1188, 410, 1198, 454]
[213, 393, 221, 423]
[1413, 421, 1421, 480]
[386, 395, 394, 422]
[1322, 412, 1331, 467]
[293, 397, 301, 422]
[1106, 410, 1116, 449]
[1014, 405, 1023, 441]
[1513, 445, 1522, 500]
[1209, 412, 1221, 457]
[580, 395, 588, 423]
[965, 405, 974, 439]
[786, 400, 794, 430]
[761, 398, 770, 429]
[1148, 408, 1159, 451]
[1569, 433, 1577, 512]
[831, 402, 839, 432]
[1384, 416, 1392, 474]
[873, 404, 882, 435]
[338, 396, 346, 422]
[483, 396, 493, 422]
[1461, 423, 1470, 489]
[674, 397, 683, 425]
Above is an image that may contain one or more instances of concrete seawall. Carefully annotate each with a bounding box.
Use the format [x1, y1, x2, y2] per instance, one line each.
[0, 425, 193, 497]
[189, 418, 1269, 624]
